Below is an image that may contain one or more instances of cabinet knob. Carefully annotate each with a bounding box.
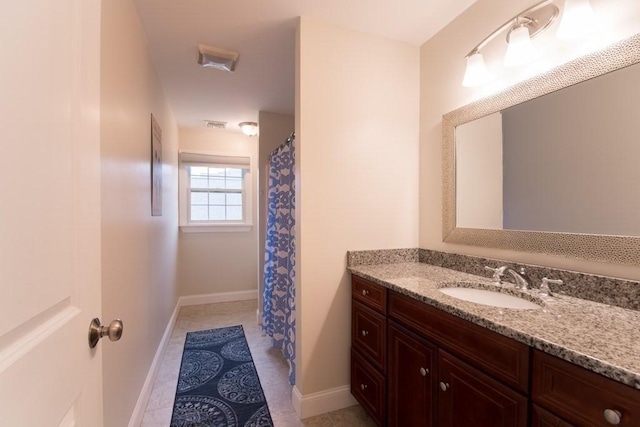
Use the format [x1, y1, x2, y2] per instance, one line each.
[603, 409, 622, 425]
[361, 330, 369, 337]
[420, 367, 429, 376]
[361, 289, 369, 296]
[439, 382, 450, 391]
[360, 383, 368, 391]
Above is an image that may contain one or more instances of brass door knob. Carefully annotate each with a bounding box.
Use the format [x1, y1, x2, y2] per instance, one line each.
[88, 318, 123, 348]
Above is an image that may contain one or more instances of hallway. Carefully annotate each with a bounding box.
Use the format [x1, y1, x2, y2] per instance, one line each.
[140, 300, 376, 426]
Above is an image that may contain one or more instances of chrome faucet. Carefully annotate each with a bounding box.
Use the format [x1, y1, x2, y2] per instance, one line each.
[484, 266, 531, 290]
[484, 266, 507, 283]
[505, 267, 531, 291]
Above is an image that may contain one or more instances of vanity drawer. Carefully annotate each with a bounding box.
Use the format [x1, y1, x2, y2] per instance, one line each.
[352, 275, 387, 314]
[351, 348, 385, 426]
[352, 300, 386, 372]
[533, 350, 640, 427]
[388, 291, 530, 393]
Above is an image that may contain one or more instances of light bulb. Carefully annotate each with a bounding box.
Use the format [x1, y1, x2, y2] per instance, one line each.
[462, 52, 491, 87]
[557, 0, 598, 40]
[239, 122, 258, 137]
[504, 25, 536, 67]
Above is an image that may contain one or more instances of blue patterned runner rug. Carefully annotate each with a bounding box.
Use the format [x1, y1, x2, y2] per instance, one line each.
[170, 325, 274, 427]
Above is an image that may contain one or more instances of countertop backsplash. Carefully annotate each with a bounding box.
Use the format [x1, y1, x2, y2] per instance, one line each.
[346, 248, 418, 266]
[346, 248, 640, 312]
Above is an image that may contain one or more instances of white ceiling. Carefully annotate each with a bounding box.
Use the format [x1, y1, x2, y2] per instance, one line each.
[133, 0, 477, 133]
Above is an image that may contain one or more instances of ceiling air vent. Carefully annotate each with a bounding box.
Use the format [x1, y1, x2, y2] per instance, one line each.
[204, 120, 227, 129]
[197, 44, 239, 72]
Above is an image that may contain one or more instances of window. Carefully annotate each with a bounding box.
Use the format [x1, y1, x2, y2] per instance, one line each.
[179, 152, 252, 232]
[189, 166, 244, 221]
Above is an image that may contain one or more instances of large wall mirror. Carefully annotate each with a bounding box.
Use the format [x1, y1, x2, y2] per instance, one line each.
[442, 33, 640, 264]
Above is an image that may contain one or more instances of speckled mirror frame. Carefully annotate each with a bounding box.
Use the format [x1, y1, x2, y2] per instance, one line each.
[442, 33, 640, 265]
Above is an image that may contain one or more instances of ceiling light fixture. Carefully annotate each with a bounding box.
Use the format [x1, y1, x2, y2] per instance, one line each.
[461, 0, 597, 87]
[197, 44, 239, 72]
[239, 122, 259, 137]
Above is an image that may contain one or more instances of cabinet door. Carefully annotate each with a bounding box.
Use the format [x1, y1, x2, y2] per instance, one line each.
[532, 405, 575, 427]
[387, 321, 437, 427]
[438, 350, 528, 427]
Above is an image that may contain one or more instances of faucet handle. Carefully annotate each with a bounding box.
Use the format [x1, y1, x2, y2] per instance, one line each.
[540, 277, 563, 297]
[484, 266, 507, 283]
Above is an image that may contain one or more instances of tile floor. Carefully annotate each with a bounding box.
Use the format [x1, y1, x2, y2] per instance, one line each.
[141, 299, 377, 427]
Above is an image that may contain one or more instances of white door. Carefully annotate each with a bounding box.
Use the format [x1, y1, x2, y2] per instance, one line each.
[0, 0, 104, 426]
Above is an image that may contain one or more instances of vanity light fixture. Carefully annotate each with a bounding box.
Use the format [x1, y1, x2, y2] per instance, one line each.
[239, 122, 259, 137]
[462, 51, 491, 87]
[504, 19, 537, 67]
[556, 0, 598, 40]
[462, 0, 596, 87]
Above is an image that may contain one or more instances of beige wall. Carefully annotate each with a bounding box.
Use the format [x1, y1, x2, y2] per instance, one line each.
[257, 111, 295, 316]
[419, 0, 640, 280]
[100, 1, 179, 426]
[296, 17, 420, 396]
[178, 128, 259, 296]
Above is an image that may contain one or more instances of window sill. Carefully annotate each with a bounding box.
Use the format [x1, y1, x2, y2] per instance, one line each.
[179, 223, 253, 233]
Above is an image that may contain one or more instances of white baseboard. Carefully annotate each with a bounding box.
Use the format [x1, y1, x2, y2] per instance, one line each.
[179, 289, 257, 306]
[292, 384, 358, 419]
[128, 301, 181, 427]
[128, 289, 259, 426]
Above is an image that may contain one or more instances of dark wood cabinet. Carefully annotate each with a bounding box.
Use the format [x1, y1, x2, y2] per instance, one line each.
[533, 350, 640, 427]
[438, 350, 528, 427]
[352, 275, 387, 313]
[532, 405, 574, 427]
[388, 290, 530, 393]
[351, 348, 386, 424]
[350, 274, 639, 427]
[387, 321, 437, 427]
[351, 278, 388, 426]
[352, 300, 387, 372]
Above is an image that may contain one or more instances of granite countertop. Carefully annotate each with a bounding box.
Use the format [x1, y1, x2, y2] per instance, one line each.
[348, 262, 640, 390]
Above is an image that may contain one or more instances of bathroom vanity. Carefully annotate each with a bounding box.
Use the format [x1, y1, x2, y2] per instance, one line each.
[349, 262, 640, 427]
[347, 29, 640, 427]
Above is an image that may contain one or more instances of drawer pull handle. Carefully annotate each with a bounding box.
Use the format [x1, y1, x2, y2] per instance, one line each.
[361, 330, 369, 337]
[361, 289, 369, 296]
[439, 382, 449, 391]
[360, 383, 368, 391]
[420, 367, 429, 376]
[603, 409, 622, 425]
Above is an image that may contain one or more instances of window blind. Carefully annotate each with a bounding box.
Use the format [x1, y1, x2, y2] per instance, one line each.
[179, 152, 250, 169]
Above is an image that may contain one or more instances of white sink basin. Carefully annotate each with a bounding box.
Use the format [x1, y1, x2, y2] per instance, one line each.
[439, 287, 542, 309]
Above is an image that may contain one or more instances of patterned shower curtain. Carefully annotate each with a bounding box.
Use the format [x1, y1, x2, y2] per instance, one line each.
[263, 135, 296, 385]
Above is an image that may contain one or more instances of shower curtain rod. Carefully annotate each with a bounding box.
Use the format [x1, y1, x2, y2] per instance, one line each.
[270, 132, 296, 158]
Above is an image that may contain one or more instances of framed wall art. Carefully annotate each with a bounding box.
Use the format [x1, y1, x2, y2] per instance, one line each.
[151, 114, 162, 216]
